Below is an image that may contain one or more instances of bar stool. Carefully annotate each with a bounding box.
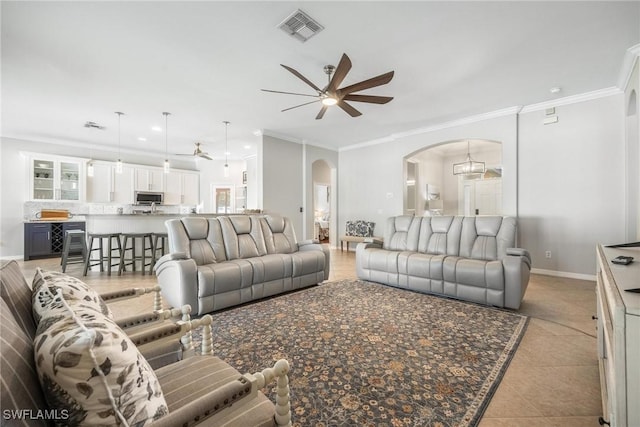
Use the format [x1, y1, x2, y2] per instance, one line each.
[83, 233, 122, 276]
[61, 229, 87, 273]
[119, 233, 154, 276]
[151, 232, 169, 274]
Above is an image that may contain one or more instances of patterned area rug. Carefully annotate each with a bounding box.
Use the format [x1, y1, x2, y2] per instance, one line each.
[192, 280, 528, 427]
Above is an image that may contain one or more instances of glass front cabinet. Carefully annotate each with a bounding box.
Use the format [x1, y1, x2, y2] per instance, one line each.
[29, 155, 85, 201]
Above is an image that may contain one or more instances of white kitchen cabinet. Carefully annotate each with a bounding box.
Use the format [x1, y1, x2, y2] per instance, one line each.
[164, 171, 199, 205]
[86, 161, 134, 204]
[134, 167, 163, 192]
[28, 155, 84, 201]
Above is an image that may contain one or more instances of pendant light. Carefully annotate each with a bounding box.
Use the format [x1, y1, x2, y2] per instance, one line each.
[453, 140, 485, 176]
[115, 112, 124, 174]
[223, 121, 230, 178]
[163, 112, 171, 173]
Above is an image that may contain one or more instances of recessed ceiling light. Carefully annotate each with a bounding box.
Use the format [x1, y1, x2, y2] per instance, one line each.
[224, 151, 231, 156]
[550, 87, 561, 94]
[244, 145, 251, 150]
[253, 130, 262, 136]
[151, 126, 162, 132]
[137, 137, 147, 142]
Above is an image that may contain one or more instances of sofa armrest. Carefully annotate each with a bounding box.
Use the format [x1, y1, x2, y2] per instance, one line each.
[299, 239, 320, 246]
[507, 247, 531, 268]
[149, 375, 254, 427]
[100, 285, 163, 311]
[155, 256, 200, 315]
[363, 237, 384, 246]
[502, 253, 532, 309]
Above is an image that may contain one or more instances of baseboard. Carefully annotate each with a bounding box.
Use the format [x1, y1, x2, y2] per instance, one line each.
[531, 268, 596, 282]
[0, 255, 24, 261]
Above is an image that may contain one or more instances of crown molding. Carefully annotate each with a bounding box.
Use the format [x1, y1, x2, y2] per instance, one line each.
[340, 107, 520, 152]
[618, 43, 640, 91]
[261, 129, 338, 153]
[519, 87, 621, 114]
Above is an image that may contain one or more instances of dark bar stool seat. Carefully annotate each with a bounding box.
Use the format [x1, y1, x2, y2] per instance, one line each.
[83, 233, 122, 276]
[61, 229, 87, 273]
[119, 233, 154, 276]
[151, 232, 169, 274]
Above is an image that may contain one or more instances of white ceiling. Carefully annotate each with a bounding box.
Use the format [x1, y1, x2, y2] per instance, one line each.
[2, 1, 639, 163]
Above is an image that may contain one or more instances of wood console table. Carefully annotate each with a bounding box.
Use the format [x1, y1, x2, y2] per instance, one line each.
[595, 244, 640, 427]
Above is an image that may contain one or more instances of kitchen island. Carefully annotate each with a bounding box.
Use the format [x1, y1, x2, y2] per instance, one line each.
[84, 213, 223, 234]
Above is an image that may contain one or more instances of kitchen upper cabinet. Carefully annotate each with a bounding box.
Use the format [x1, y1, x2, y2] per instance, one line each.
[28, 155, 84, 201]
[86, 161, 134, 204]
[164, 171, 199, 205]
[86, 162, 112, 203]
[112, 165, 135, 204]
[135, 168, 163, 192]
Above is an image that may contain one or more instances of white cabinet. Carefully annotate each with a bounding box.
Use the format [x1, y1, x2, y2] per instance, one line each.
[28, 155, 84, 201]
[596, 244, 640, 427]
[164, 171, 199, 205]
[86, 161, 134, 204]
[134, 168, 163, 192]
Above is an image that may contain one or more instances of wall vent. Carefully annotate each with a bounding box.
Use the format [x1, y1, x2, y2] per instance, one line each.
[278, 9, 324, 43]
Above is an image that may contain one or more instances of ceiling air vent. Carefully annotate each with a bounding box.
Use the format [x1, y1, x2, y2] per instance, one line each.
[84, 121, 105, 130]
[278, 9, 324, 43]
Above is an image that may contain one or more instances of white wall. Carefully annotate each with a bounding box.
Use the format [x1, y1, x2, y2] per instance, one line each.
[518, 95, 625, 275]
[261, 135, 303, 235]
[339, 96, 627, 276]
[625, 59, 640, 240]
[339, 114, 518, 242]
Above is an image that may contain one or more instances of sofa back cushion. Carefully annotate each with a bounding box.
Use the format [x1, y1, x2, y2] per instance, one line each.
[459, 216, 515, 261]
[0, 260, 37, 340]
[219, 215, 267, 260]
[1, 299, 49, 426]
[383, 215, 421, 251]
[260, 215, 298, 254]
[418, 216, 464, 256]
[166, 218, 226, 265]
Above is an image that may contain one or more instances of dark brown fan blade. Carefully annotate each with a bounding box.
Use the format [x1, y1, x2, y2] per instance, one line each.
[261, 89, 319, 98]
[338, 71, 395, 95]
[281, 65, 322, 93]
[337, 100, 362, 117]
[326, 53, 352, 94]
[343, 94, 394, 104]
[282, 99, 321, 112]
[316, 106, 328, 120]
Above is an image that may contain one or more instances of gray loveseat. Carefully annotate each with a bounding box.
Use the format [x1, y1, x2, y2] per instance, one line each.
[156, 214, 330, 316]
[356, 215, 531, 309]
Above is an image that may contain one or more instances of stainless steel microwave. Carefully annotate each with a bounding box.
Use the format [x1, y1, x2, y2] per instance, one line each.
[135, 191, 163, 205]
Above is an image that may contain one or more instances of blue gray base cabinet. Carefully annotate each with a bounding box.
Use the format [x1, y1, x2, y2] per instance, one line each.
[24, 221, 85, 260]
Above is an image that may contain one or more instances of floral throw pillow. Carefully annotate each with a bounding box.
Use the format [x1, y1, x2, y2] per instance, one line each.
[345, 220, 375, 237]
[32, 268, 112, 324]
[34, 289, 168, 426]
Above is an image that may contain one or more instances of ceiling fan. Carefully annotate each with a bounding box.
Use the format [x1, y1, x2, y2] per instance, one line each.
[262, 53, 394, 120]
[176, 142, 213, 160]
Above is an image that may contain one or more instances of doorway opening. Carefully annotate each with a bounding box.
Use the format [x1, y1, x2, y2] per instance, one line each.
[210, 184, 236, 214]
[404, 139, 503, 216]
[311, 159, 333, 244]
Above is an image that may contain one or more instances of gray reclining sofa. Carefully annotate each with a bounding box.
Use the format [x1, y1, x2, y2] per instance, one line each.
[156, 214, 330, 315]
[356, 215, 531, 309]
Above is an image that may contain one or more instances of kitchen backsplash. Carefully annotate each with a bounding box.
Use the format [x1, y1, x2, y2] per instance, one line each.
[23, 202, 188, 220]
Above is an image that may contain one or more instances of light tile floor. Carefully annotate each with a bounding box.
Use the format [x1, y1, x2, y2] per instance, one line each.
[16, 248, 602, 426]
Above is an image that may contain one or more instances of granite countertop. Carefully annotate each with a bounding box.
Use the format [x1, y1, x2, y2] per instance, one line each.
[24, 217, 86, 223]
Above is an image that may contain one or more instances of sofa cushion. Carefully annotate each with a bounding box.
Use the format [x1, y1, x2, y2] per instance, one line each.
[1, 299, 49, 426]
[0, 260, 38, 340]
[383, 216, 421, 251]
[34, 289, 168, 426]
[261, 215, 298, 254]
[31, 268, 112, 324]
[219, 216, 267, 260]
[345, 220, 375, 237]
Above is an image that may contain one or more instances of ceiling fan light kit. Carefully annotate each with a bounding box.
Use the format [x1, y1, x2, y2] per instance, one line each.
[262, 53, 394, 120]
